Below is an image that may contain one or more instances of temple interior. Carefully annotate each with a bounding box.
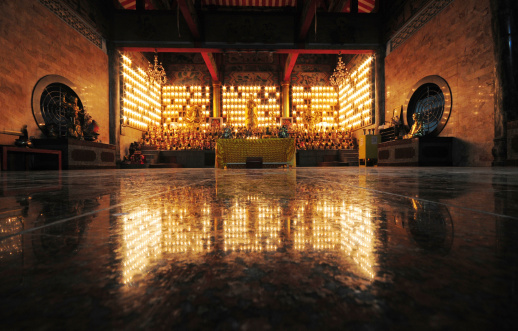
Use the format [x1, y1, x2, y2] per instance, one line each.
[0, 0, 517, 329]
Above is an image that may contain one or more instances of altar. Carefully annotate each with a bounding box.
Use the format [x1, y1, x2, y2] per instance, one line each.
[215, 138, 296, 169]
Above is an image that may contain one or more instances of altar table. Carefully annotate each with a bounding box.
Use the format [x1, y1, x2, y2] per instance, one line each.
[1, 145, 61, 171]
[215, 138, 296, 169]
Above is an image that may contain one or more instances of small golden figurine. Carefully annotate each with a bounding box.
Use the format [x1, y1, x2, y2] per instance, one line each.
[185, 105, 202, 129]
[405, 112, 425, 138]
[303, 110, 322, 131]
[245, 95, 258, 130]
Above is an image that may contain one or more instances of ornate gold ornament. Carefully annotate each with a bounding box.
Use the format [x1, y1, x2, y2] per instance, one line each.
[329, 52, 349, 87]
[147, 50, 167, 86]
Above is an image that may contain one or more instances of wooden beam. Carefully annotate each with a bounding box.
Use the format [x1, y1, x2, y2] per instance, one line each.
[283, 53, 299, 82]
[120, 47, 222, 53]
[201, 52, 219, 83]
[299, 0, 320, 41]
[120, 47, 375, 55]
[119, 0, 135, 7]
[350, 0, 358, 13]
[113, 10, 381, 48]
[331, 0, 349, 12]
[136, 0, 145, 11]
[177, 0, 201, 39]
[149, 0, 171, 10]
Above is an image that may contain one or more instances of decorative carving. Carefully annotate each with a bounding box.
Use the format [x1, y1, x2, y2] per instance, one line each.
[291, 72, 329, 86]
[226, 52, 274, 64]
[389, 0, 454, 52]
[225, 72, 275, 86]
[168, 69, 210, 86]
[38, 0, 103, 49]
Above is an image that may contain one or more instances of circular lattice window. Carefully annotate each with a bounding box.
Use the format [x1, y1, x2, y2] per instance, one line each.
[32, 75, 84, 138]
[403, 76, 452, 137]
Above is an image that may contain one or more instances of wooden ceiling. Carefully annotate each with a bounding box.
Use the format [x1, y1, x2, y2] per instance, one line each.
[114, 0, 380, 82]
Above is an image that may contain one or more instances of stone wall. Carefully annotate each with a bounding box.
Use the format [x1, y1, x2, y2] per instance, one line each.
[0, 0, 109, 145]
[385, 0, 496, 166]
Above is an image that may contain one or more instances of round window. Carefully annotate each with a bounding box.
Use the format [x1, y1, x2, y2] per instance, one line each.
[40, 83, 84, 137]
[32, 75, 84, 138]
[403, 76, 452, 137]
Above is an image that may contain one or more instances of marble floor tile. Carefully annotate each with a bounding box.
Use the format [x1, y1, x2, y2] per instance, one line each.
[0, 167, 517, 330]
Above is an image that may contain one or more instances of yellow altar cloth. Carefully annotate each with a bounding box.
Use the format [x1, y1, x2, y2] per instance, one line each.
[215, 138, 296, 168]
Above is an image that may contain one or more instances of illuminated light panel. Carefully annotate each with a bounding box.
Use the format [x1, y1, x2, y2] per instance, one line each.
[338, 56, 374, 130]
[222, 86, 280, 128]
[291, 86, 338, 129]
[120, 54, 162, 131]
[340, 204, 376, 279]
[0, 217, 23, 260]
[291, 197, 376, 280]
[122, 208, 162, 284]
[162, 85, 212, 128]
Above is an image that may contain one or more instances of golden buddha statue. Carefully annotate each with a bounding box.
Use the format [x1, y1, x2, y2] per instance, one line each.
[185, 105, 202, 128]
[245, 95, 258, 130]
[303, 110, 322, 131]
[405, 112, 425, 138]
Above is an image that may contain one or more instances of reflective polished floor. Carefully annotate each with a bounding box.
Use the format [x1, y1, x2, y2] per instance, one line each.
[1, 167, 517, 330]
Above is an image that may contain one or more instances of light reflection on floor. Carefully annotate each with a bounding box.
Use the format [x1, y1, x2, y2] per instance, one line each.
[0, 168, 517, 329]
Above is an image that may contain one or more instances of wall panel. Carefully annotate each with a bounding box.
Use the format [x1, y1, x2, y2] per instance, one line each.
[385, 0, 495, 166]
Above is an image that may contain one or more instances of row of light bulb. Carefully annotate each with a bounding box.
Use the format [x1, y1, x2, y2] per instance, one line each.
[122, 56, 160, 94]
[121, 55, 161, 131]
[122, 209, 161, 284]
[163, 92, 210, 98]
[0, 217, 22, 257]
[163, 110, 210, 117]
[163, 98, 210, 105]
[121, 69, 161, 108]
[224, 86, 277, 92]
[122, 52, 370, 131]
[163, 85, 210, 92]
[293, 92, 337, 99]
[339, 56, 374, 131]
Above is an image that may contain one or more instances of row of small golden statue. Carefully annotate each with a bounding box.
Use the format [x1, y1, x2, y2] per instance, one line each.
[144, 126, 219, 151]
[291, 127, 356, 150]
[142, 122, 357, 151]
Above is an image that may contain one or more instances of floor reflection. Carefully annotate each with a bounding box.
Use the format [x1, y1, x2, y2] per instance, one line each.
[0, 168, 517, 329]
[117, 176, 385, 286]
[406, 199, 453, 254]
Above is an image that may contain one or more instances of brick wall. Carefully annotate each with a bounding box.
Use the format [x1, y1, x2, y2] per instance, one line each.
[385, 0, 496, 166]
[0, 0, 109, 145]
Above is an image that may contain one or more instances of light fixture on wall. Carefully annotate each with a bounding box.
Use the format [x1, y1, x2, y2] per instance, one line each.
[330, 52, 349, 87]
[147, 50, 167, 86]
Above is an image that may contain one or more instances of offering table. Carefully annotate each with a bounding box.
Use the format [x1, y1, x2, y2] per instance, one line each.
[215, 138, 296, 169]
